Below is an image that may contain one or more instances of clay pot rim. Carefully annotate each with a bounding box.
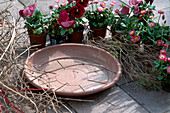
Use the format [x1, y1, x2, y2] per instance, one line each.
[24, 43, 121, 97]
[28, 27, 47, 35]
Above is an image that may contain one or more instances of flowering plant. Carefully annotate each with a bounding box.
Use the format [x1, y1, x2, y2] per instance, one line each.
[85, 0, 114, 27]
[154, 47, 170, 84]
[112, 0, 170, 45]
[48, 0, 88, 37]
[19, 4, 48, 35]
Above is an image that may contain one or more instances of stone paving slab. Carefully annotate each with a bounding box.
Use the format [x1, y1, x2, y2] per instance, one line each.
[120, 83, 170, 113]
[67, 86, 149, 113]
[116, 73, 133, 86]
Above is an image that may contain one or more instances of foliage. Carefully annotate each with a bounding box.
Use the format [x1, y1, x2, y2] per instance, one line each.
[112, 0, 170, 45]
[19, 4, 48, 35]
[48, 0, 88, 37]
[85, 1, 114, 27]
[154, 48, 170, 84]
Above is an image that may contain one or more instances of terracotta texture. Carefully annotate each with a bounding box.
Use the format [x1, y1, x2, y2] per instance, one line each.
[68, 31, 83, 43]
[90, 23, 107, 38]
[24, 44, 121, 97]
[28, 31, 47, 49]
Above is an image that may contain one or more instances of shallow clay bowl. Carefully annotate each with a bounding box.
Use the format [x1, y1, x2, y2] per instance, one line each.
[24, 44, 121, 97]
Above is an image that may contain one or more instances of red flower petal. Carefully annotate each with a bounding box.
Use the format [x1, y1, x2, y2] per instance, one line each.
[145, 0, 154, 5]
[129, 0, 143, 7]
[133, 7, 142, 15]
[28, 4, 36, 16]
[67, 0, 73, 4]
[121, 6, 130, 15]
[69, 6, 85, 18]
[19, 10, 25, 17]
[58, 9, 69, 24]
[61, 20, 76, 29]
[23, 8, 32, 17]
[19, 4, 36, 18]
[76, 0, 89, 7]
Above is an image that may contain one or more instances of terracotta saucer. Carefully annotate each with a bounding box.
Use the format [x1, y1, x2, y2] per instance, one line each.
[24, 44, 121, 97]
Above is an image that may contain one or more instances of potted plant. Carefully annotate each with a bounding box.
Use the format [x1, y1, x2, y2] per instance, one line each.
[48, 0, 88, 44]
[19, 4, 48, 49]
[154, 46, 170, 92]
[112, 0, 170, 45]
[85, 1, 114, 38]
[68, 17, 88, 43]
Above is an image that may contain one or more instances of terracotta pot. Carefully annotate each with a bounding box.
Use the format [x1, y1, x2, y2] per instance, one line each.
[68, 30, 84, 43]
[28, 30, 47, 49]
[49, 33, 68, 45]
[89, 23, 107, 38]
[162, 82, 170, 92]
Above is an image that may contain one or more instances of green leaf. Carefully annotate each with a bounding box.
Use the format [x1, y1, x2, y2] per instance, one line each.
[158, 75, 164, 80]
[33, 27, 43, 35]
[163, 66, 168, 70]
[155, 63, 160, 68]
[82, 17, 88, 23]
[115, 30, 124, 33]
[98, 23, 103, 27]
[120, 22, 127, 27]
[68, 28, 73, 34]
[61, 29, 67, 36]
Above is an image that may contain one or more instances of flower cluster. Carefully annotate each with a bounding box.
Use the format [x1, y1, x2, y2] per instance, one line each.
[19, 4, 48, 35]
[48, 0, 89, 36]
[111, 0, 170, 45]
[156, 40, 169, 48]
[85, 0, 114, 27]
[128, 0, 170, 44]
[155, 47, 170, 83]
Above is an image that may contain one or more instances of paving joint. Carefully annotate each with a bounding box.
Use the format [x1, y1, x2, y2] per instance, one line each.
[64, 101, 78, 113]
[119, 85, 151, 113]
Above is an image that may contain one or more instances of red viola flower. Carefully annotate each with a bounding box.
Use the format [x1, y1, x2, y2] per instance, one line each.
[68, 6, 85, 18]
[121, 6, 130, 15]
[58, 9, 76, 29]
[129, 0, 143, 7]
[145, 0, 154, 5]
[76, 0, 89, 7]
[19, 4, 36, 18]
[67, 0, 73, 4]
[133, 7, 142, 15]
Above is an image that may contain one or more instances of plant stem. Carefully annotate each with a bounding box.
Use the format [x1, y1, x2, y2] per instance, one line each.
[95, 3, 97, 10]
[91, 2, 94, 11]
[158, 14, 161, 24]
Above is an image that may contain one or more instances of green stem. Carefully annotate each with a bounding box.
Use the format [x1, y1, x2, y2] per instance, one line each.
[91, 2, 94, 11]
[95, 3, 97, 10]
[158, 14, 161, 24]
[137, 31, 141, 35]
[142, 17, 148, 24]
[153, 28, 155, 41]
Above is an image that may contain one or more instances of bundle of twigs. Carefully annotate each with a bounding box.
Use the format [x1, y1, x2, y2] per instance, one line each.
[0, 2, 76, 113]
[85, 31, 160, 89]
